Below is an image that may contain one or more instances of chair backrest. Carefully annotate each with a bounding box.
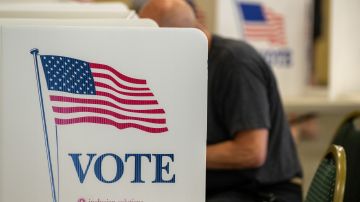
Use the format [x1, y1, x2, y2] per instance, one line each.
[332, 112, 360, 202]
[305, 145, 346, 202]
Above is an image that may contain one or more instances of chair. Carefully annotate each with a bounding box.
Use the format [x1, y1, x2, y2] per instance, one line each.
[332, 112, 360, 201]
[305, 144, 346, 202]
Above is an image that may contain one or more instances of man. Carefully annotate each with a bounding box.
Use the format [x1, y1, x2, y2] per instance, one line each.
[139, 1, 303, 201]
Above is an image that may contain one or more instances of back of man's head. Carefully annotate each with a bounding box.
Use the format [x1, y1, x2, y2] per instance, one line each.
[138, 0, 197, 28]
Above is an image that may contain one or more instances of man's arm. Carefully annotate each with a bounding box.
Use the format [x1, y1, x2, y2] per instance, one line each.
[206, 129, 268, 169]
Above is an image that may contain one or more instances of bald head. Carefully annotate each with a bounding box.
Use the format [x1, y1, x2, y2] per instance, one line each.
[139, 0, 197, 27]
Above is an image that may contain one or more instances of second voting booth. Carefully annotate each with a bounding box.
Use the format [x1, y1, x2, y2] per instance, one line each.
[216, 0, 312, 97]
[0, 3, 208, 202]
[0, 2, 136, 19]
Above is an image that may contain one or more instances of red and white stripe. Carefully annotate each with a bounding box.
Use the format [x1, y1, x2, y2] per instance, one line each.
[244, 7, 286, 46]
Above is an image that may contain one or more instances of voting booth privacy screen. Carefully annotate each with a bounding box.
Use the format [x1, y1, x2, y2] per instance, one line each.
[216, 0, 312, 97]
[0, 18, 158, 27]
[0, 26, 207, 202]
[0, 2, 135, 19]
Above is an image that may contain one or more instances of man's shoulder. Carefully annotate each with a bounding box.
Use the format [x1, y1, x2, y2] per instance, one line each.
[210, 35, 271, 79]
[211, 35, 262, 64]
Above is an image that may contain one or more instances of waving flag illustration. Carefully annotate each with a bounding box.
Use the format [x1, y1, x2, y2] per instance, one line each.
[31, 49, 168, 134]
[238, 2, 287, 46]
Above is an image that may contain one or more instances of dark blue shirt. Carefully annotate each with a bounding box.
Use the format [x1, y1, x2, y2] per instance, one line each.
[206, 35, 302, 194]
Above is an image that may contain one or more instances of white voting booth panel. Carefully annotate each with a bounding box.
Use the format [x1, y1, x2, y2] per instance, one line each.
[0, 18, 158, 27]
[329, 0, 360, 100]
[216, 0, 312, 97]
[0, 26, 207, 202]
[0, 0, 58, 2]
[0, 2, 135, 19]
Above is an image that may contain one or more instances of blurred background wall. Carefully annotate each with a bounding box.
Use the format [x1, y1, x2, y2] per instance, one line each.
[97, 0, 357, 193]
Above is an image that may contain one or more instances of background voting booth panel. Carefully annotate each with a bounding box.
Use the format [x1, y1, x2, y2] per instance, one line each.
[0, 18, 158, 27]
[0, 26, 207, 202]
[0, 2, 136, 19]
[329, 0, 360, 100]
[216, 0, 312, 97]
[0, 0, 58, 2]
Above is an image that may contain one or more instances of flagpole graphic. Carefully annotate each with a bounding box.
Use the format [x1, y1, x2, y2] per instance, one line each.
[30, 48, 58, 202]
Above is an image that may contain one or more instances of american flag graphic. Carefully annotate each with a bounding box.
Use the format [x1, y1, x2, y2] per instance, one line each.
[238, 2, 287, 46]
[40, 55, 168, 133]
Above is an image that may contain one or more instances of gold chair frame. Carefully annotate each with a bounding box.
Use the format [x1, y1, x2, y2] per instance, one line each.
[326, 144, 346, 202]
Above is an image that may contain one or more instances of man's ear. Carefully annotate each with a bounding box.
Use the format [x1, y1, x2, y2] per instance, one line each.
[193, 6, 207, 27]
